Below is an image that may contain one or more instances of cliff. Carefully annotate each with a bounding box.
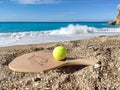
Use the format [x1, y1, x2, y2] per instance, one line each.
[109, 4, 120, 25]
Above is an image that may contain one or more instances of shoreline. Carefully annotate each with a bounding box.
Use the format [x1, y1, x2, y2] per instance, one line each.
[0, 35, 120, 89]
[1, 32, 120, 47]
[0, 22, 120, 47]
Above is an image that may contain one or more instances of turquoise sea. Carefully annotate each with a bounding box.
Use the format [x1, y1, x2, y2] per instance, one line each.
[0, 22, 118, 33]
[0, 22, 120, 47]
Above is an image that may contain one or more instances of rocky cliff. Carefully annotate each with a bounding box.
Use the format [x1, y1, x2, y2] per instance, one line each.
[109, 4, 120, 25]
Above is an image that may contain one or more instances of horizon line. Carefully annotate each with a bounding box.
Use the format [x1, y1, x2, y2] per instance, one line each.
[0, 21, 109, 23]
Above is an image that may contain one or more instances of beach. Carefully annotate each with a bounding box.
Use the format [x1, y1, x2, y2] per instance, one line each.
[1, 0, 120, 89]
[0, 35, 120, 90]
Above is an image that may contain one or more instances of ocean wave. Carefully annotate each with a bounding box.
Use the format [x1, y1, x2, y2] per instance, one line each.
[0, 24, 120, 47]
[50, 24, 97, 35]
[0, 24, 97, 38]
[0, 24, 120, 38]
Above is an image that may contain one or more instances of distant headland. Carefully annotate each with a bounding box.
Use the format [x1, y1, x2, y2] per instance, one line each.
[109, 4, 120, 25]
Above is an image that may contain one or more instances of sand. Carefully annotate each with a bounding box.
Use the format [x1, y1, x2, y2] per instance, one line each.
[0, 35, 120, 90]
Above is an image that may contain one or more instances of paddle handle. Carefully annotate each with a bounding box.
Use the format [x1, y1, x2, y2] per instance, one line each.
[65, 58, 98, 66]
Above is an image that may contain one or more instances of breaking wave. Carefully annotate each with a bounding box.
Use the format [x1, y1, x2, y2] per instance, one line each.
[0, 24, 120, 47]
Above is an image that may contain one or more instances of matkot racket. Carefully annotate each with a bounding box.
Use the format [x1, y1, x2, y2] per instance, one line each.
[9, 51, 98, 73]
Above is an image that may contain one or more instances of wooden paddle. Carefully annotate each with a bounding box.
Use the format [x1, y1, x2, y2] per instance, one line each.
[9, 51, 98, 73]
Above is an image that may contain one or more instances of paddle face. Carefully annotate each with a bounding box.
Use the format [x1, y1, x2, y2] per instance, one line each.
[9, 51, 65, 73]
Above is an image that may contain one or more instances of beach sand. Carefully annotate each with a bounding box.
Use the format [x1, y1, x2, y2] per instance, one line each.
[0, 35, 120, 90]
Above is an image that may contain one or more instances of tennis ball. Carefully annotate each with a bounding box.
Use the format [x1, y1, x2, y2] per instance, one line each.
[53, 46, 67, 61]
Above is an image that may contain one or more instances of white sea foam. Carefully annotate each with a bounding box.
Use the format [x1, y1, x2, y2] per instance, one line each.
[50, 24, 97, 35]
[0, 24, 120, 47]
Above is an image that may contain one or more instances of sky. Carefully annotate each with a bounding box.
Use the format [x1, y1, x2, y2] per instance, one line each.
[0, 0, 120, 22]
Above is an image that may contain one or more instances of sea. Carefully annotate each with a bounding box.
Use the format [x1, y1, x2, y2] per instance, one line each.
[0, 22, 120, 47]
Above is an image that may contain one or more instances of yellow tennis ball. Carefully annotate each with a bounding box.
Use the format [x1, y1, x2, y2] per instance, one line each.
[53, 46, 67, 61]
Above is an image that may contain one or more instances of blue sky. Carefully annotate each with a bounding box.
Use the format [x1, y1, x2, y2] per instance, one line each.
[0, 0, 120, 22]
